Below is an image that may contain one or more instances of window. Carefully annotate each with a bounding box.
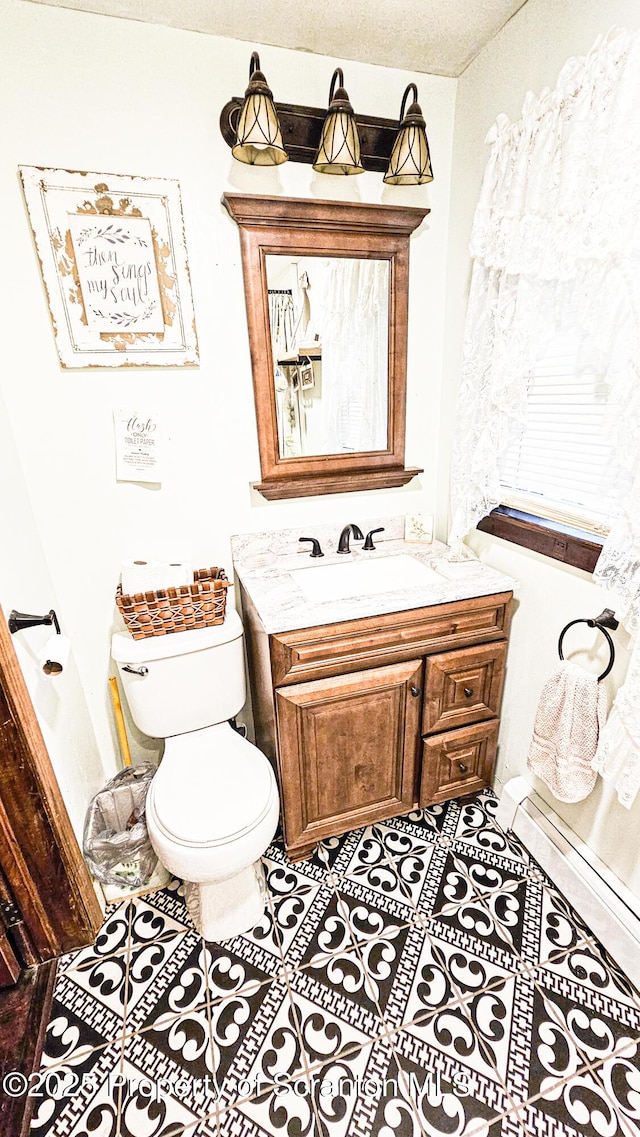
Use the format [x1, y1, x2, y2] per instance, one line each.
[478, 317, 611, 571]
[499, 320, 612, 536]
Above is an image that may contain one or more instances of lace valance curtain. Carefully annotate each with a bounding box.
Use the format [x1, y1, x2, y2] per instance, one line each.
[449, 28, 640, 805]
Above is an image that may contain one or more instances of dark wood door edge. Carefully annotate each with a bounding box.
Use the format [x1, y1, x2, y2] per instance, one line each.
[0, 609, 103, 957]
[477, 508, 603, 573]
[0, 960, 57, 1136]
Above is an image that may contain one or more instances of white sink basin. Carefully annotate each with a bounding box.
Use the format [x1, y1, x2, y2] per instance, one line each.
[290, 553, 442, 604]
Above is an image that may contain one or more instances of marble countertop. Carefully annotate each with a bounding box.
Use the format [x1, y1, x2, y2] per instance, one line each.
[230, 519, 517, 635]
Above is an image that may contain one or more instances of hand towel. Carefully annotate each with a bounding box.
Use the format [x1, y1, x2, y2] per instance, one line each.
[527, 661, 608, 803]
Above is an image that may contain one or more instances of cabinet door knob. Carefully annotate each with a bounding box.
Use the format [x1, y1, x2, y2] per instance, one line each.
[410, 686, 421, 698]
[463, 687, 473, 698]
[458, 763, 468, 773]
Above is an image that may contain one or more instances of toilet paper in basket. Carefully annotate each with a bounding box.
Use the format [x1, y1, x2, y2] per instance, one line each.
[120, 560, 193, 595]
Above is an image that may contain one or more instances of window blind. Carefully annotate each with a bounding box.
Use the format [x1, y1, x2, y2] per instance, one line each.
[499, 325, 612, 536]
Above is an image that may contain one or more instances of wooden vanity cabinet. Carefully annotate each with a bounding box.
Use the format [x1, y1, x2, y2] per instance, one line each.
[241, 588, 512, 861]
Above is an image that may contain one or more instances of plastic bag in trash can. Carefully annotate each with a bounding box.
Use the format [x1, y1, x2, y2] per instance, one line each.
[83, 763, 159, 888]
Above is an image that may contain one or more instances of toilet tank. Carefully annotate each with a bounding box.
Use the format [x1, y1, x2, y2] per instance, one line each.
[111, 609, 246, 738]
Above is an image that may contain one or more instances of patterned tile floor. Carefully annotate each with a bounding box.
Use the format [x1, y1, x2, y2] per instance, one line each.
[28, 789, 640, 1136]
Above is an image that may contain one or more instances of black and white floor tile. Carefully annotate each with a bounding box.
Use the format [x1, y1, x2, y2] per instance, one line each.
[27, 788, 640, 1136]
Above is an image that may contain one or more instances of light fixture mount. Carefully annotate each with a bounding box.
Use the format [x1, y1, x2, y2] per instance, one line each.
[221, 100, 401, 173]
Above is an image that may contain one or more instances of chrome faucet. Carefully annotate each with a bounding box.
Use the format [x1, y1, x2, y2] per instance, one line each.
[337, 523, 364, 554]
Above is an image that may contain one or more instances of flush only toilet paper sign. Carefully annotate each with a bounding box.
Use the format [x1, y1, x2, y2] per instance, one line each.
[114, 410, 163, 483]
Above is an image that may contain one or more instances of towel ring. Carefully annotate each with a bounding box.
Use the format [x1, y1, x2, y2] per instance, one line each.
[558, 616, 616, 682]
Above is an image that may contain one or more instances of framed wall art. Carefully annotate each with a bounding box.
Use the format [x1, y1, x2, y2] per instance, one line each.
[19, 166, 199, 368]
[299, 362, 315, 390]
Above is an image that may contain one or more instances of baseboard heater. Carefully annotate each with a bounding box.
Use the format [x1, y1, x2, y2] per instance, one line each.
[496, 777, 640, 991]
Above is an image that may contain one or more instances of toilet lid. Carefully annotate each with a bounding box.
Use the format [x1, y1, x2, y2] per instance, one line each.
[151, 724, 275, 846]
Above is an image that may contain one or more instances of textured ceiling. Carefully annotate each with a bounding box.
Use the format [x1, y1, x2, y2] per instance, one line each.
[26, 0, 529, 77]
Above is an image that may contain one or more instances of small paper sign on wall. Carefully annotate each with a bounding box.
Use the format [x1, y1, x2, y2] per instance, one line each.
[114, 410, 163, 483]
[19, 167, 199, 368]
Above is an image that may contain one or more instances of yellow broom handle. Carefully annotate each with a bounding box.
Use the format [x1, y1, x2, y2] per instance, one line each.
[108, 675, 132, 768]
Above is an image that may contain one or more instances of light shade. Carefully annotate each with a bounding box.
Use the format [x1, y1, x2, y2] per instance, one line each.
[313, 69, 364, 176]
[232, 52, 288, 167]
[384, 84, 433, 186]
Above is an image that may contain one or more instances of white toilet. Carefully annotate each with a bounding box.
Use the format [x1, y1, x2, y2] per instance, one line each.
[111, 609, 280, 941]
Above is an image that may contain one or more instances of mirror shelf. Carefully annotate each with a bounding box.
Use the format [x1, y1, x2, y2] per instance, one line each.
[223, 193, 428, 500]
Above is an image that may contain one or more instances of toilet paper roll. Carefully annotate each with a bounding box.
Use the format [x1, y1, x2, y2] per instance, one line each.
[157, 562, 193, 589]
[121, 560, 194, 595]
[121, 560, 162, 595]
[39, 634, 71, 676]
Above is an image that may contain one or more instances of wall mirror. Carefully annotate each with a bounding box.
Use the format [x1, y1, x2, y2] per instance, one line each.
[222, 193, 429, 499]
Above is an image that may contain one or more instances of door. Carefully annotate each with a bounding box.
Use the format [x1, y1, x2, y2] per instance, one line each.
[0, 866, 28, 988]
[276, 659, 423, 858]
[0, 607, 103, 961]
[0, 605, 103, 1135]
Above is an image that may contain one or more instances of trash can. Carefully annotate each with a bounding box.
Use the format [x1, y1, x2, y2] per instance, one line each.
[83, 763, 159, 889]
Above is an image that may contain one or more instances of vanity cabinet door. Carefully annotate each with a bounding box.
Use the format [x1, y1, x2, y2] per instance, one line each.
[276, 660, 423, 860]
[420, 720, 498, 805]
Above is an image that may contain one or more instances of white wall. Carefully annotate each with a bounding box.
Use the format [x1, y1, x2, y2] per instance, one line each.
[445, 0, 640, 897]
[1, 0, 456, 783]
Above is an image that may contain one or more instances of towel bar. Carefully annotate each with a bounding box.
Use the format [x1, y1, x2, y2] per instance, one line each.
[558, 608, 618, 682]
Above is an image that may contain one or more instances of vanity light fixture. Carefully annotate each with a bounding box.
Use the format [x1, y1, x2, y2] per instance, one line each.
[384, 84, 433, 185]
[231, 52, 288, 167]
[220, 56, 434, 185]
[313, 69, 364, 176]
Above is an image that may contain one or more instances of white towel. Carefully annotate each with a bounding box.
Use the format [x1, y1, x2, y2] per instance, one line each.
[527, 661, 608, 803]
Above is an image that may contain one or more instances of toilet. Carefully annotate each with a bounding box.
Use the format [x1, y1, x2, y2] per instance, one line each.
[111, 609, 280, 941]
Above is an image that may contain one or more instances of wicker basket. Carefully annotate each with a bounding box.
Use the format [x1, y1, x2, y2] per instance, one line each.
[116, 567, 231, 640]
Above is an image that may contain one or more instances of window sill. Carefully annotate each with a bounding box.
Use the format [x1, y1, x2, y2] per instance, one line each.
[476, 507, 604, 573]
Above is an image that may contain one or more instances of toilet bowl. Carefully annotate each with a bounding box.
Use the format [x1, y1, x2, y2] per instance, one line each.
[145, 723, 279, 939]
[111, 610, 280, 941]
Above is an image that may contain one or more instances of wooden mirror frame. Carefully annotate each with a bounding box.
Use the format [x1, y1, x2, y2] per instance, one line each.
[222, 193, 429, 499]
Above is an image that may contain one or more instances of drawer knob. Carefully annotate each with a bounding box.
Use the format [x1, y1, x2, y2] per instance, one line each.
[464, 687, 473, 698]
[410, 686, 421, 698]
[458, 763, 468, 773]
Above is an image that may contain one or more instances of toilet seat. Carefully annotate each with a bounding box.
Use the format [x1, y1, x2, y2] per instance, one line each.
[149, 723, 276, 848]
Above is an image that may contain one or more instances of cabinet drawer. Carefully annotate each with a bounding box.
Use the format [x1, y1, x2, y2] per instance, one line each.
[423, 641, 507, 734]
[420, 720, 498, 805]
[271, 592, 512, 686]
